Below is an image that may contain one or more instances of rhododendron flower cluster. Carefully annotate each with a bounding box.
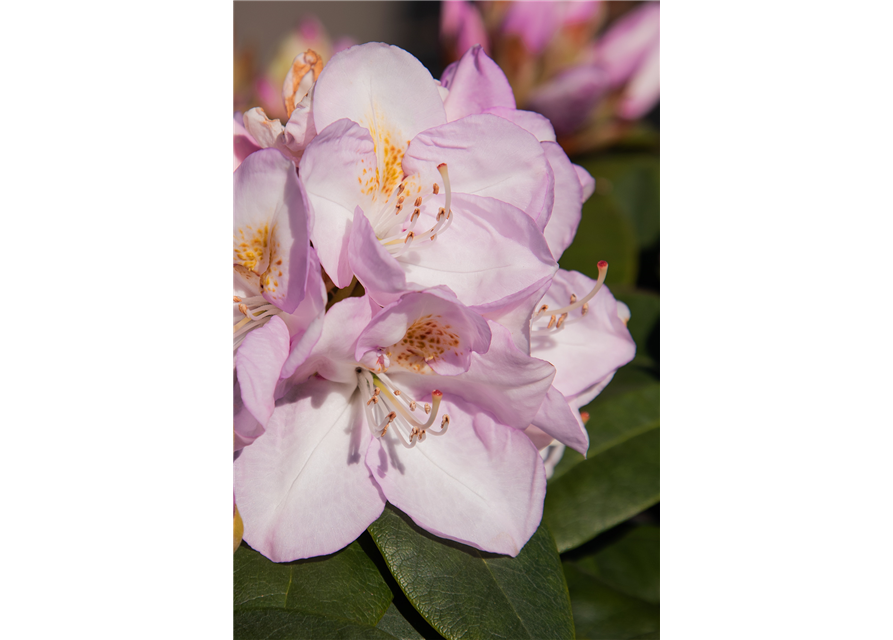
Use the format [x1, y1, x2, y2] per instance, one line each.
[441, 0, 660, 154]
[233, 42, 635, 561]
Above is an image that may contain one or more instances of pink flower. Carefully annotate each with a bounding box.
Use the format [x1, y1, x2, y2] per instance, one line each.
[233, 290, 556, 561]
[232, 148, 325, 450]
[296, 43, 559, 309]
[440, 1, 660, 153]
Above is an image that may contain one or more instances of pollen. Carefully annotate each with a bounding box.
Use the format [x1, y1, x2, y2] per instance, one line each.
[387, 314, 463, 373]
[233, 223, 270, 273]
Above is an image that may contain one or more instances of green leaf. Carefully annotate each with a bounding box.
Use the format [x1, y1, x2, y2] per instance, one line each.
[234, 541, 392, 627]
[544, 427, 660, 552]
[610, 288, 660, 369]
[562, 563, 659, 640]
[375, 604, 425, 640]
[550, 384, 659, 483]
[368, 505, 575, 640]
[234, 608, 400, 640]
[559, 194, 639, 286]
[572, 526, 660, 604]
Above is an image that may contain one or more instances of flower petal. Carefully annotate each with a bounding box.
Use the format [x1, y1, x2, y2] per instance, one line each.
[236, 316, 291, 427]
[596, 2, 660, 89]
[299, 119, 377, 287]
[234, 112, 261, 171]
[542, 141, 584, 261]
[403, 114, 554, 225]
[440, 45, 515, 121]
[347, 209, 410, 307]
[575, 164, 596, 201]
[233, 148, 311, 314]
[530, 272, 636, 399]
[235, 378, 385, 561]
[529, 386, 589, 455]
[355, 288, 491, 377]
[394, 193, 558, 308]
[483, 106, 556, 142]
[394, 320, 554, 430]
[365, 396, 545, 556]
[312, 42, 446, 143]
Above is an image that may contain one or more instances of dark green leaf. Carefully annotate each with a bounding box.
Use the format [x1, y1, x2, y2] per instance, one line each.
[563, 563, 659, 640]
[545, 428, 660, 552]
[368, 505, 574, 640]
[610, 288, 660, 369]
[234, 541, 392, 627]
[550, 384, 660, 483]
[375, 604, 425, 640]
[559, 195, 639, 287]
[234, 608, 400, 640]
[572, 526, 660, 604]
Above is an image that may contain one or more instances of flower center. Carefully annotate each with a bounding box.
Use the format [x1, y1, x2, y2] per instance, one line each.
[232, 294, 286, 352]
[368, 163, 456, 257]
[532, 260, 609, 330]
[383, 314, 463, 374]
[357, 369, 450, 449]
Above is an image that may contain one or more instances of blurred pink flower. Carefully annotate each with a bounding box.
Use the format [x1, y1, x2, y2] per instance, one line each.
[440, 1, 659, 154]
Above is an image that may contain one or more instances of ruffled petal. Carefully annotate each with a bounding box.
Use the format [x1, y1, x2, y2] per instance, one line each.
[347, 208, 410, 307]
[234, 112, 261, 171]
[365, 395, 545, 556]
[234, 378, 385, 561]
[575, 164, 596, 201]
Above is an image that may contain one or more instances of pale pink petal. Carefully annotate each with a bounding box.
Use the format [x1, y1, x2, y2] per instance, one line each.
[394, 193, 557, 308]
[530, 272, 636, 399]
[394, 320, 554, 430]
[299, 119, 377, 288]
[235, 316, 291, 427]
[529, 385, 589, 455]
[279, 249, 328, 378]
[283, 88, 318, 157]
[282, 296, 377, 383]
[403, 114, 554, 224]
[234, 112, 261, 171]
[233, 148, 311, 314]
[479, 278, 552, 354]
[234, 379, 264, 450]
[355, 288, 491, 377]
[575, 164, 596, 202]
[523, 425, 555, 450]
[542, 141, 584, 261]
[441, 1, 490, 56]
[483, 106, 557, 142]
[365, 396, 545, 556]
[234, 378, 386, 562]
[347, 209, 410, 307]
[312, 42, 446, 142]
[440, 45, 515, 121]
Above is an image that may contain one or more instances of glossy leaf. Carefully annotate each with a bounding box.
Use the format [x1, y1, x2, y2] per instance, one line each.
[562, 563, 659, 640]
[550, 383, 659, 483]
[234, 609, 400, 640]
[234, 541, 393, 627]
[368, 505, 574, 640]
[544, 427, 659, 552]
[572, 526, 660, 604]
[375, 604, 425, 640]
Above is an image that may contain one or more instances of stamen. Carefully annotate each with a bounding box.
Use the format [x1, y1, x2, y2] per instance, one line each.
[556, 312, 568, 328]
[437, 164, 451, 221]
[433, 183, 439, 194]
[233, 296, 241, 303]
[535, 261, 609, 323]
[366, 388, 380, 405]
